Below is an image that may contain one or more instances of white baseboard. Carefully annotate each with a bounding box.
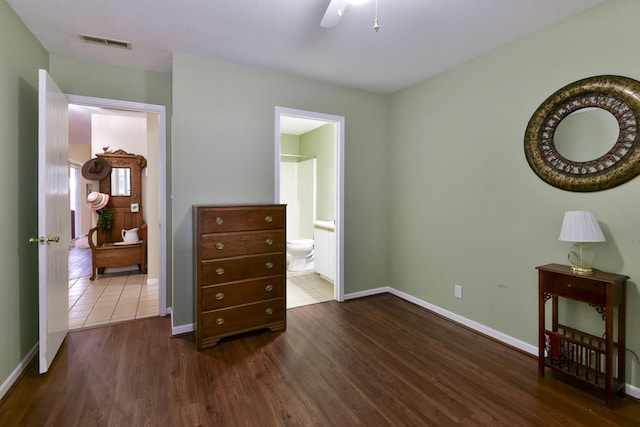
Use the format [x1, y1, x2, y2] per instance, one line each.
[387, 287, 538, 356]
[172, 321, 193, 336]
[627, 383, 640, 400]
[344, 286, 390, 300]
[344, 286, 640, 400]
[0, 343, 38, 401]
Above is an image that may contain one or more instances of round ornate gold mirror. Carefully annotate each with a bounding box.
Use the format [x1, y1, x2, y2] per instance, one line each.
[524, 75, 640, 191]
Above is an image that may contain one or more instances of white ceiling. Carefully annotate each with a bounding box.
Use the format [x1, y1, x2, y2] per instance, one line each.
[67, 104, 147, 145]
[280, 116, 328, 136]
[8, 0, 606, 95]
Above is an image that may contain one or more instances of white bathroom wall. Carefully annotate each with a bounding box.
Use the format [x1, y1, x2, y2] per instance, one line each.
[280, 159, 316, 240]
[297, 159, 316, 239]
[280, 161, 299, 239]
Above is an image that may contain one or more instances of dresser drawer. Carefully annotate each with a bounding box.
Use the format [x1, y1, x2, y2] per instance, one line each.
[200, 253, 285, 285]
[200, 206, 285, 233]
[200, 298, 285, 339]
[541, 272, 605, 304]
[200, 230, 285, 260]
[201, 276, 284, 311]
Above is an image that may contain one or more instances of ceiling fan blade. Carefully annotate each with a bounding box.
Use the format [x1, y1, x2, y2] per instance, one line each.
[321, 0, 348, 28]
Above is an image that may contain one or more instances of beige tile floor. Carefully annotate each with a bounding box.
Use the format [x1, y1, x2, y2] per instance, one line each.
[287, 271, 334, 308]
[68, 272, 158, 330]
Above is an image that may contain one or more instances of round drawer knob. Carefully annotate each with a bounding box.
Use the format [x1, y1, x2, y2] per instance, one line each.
[215, 242, 225, 250]
[265, 308, 274, 315]
[215, 292, 225, 300]
[265, 238, 273, 246]
[215, 268, 225, 275]
[265, 284, 274, 292]
[216, 318, 225, 325]
[215, 217, 224, 225]
[264, 215, 273, 223]
[265, 262, 274, 269]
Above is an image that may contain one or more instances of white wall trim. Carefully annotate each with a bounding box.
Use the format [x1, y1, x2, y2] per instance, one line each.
[66, 94, 168, 317]
[172, 322, 194, 336]
[627, 383, 640, 400]
[0, 343, 38, 401]
[344, 286, 392, 301]
[344, 286, 640, 400]
[389, 288, 538, 355]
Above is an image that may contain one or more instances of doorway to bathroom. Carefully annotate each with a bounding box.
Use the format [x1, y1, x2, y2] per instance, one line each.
[275, 107, 344, 308]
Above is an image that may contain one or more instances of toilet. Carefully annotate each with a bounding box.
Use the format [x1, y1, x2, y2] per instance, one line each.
[287, 239, 315, 271]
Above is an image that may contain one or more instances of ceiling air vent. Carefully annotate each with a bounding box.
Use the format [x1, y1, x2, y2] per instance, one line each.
[79, 34, 132, 50]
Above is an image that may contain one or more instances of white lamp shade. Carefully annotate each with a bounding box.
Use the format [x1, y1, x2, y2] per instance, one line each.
[558, 211, 606, 242]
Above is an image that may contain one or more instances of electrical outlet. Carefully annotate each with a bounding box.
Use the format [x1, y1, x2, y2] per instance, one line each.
[455, 284, 463, 299]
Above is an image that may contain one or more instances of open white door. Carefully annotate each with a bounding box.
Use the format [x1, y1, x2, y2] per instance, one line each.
[37, 69, 70, 373]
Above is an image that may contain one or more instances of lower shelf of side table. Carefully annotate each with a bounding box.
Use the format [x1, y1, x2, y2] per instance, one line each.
[542, 325, 624, 394]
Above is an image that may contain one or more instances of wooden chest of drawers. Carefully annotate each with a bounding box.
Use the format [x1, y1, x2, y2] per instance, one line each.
[193, 205, 287, 349]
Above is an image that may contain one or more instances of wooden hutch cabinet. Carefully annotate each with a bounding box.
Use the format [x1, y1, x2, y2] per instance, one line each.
[537, 264, 627, 408]
[95, 149, 147, 244]
[193, 205, 287, 349]
[87, 149, 147, 280]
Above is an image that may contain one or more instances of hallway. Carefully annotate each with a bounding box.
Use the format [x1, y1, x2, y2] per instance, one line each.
[68, 273, 158, 330]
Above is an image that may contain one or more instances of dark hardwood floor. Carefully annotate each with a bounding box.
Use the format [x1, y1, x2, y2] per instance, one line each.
[1, 294, 639, 426]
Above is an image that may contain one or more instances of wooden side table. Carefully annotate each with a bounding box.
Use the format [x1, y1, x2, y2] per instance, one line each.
[537, 264, 627, 408]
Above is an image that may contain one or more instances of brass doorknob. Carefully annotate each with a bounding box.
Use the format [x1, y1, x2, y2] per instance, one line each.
[30, 236, 60, 245]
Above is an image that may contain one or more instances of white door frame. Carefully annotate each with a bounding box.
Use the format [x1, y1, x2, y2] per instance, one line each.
[275, 106, 345, 302]
[69, 162, 82, 238]
[67, 94, 168, 316]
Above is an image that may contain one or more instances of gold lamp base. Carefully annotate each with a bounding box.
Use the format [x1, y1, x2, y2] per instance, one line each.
[568, 243, 596, 275]
[570, 265, 595, 275]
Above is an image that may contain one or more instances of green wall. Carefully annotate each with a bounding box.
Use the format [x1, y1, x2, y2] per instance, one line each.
[49, 55, 172, 107]
[300, 124, 336, 221]
[390, 0, 640, 388]
[280, 133, 300, 156]
[0, 0, 48, 391]
[172, 53, 391, 327]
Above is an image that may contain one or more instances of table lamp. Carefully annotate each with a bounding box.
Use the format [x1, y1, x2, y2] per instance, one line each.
[558, 210, 606, 275]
